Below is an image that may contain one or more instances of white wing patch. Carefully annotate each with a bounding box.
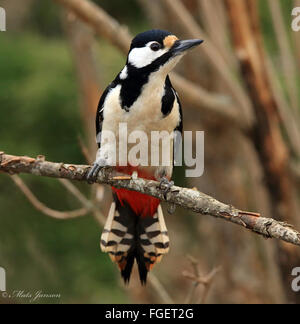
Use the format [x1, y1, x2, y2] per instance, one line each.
[120, 66, 128, 80]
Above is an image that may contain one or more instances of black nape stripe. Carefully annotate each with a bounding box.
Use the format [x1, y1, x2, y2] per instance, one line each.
[118, 46, 175, 110]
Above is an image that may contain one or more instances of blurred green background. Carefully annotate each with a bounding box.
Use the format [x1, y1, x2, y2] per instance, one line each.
[0, 0, 297, 304]
[0, 0, 148, 304]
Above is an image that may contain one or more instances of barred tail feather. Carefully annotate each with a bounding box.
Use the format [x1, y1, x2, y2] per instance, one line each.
[139, 205, 170, 271]
[100, 195, 169, 284]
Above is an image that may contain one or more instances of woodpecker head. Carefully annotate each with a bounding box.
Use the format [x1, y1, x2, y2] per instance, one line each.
[125, 29, 203, 77]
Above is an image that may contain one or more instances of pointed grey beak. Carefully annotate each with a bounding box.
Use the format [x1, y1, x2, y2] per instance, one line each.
[172, 39, 204, 56]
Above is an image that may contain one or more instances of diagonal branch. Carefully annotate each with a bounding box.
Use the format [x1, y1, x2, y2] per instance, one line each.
[58, 178, 106, 225]
[148, 274, 174, 304]
[197, 0, 238, 70]
[183, 255, 221, 304]
[162, 0, 254, 124]
[1, 152, 300, 247]
[55, 0, 131, 54]
[10, 175, 90, 220]
[225, 0, 297, 224]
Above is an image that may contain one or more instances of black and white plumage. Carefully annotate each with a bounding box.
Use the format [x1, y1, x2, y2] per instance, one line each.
[87, 30, 203, 284]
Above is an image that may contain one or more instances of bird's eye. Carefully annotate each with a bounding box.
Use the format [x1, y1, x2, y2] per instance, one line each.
[150, 42, 161, 51]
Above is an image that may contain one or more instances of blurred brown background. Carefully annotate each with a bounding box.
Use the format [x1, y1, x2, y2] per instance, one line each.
[0, 0, 299, 304]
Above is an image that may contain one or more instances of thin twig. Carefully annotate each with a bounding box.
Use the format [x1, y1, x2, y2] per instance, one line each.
[170, 73, 243, 128]
[10, 175, 89, 220]
[183, 257, 221, 304]
[198, 267, 222, 304]
[59, 178, 106, 225]
[162, 0, 254, 124]
[77, 135, 93, 165]
[197, 0, 238, 70]
[184, 255, 201, 304]
[148, 273, 174, 304]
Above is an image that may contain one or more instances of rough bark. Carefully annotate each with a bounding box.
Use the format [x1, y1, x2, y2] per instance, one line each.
[1, 152, 300, 247]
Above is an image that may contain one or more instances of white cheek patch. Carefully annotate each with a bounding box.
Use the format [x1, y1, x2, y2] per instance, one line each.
[128, 43, 168, 68]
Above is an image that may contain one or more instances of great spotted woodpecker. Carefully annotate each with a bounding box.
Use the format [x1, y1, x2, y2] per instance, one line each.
[87, 30, 203, 284]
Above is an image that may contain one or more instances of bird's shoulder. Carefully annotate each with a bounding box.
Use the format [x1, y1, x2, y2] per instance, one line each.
[162, 76, 182, 132]
[174, 90, 183, 134]
[96, 80, 119, 146]
[161, 76, 175, 117]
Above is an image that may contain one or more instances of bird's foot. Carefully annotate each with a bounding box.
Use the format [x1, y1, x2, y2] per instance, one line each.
[86, 163, 103, 184]
[159, 177, 174, 200]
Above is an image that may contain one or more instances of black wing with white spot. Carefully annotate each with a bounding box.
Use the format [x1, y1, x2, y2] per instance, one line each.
[95, 82, 117, 148]
[173, 87, 183, 167]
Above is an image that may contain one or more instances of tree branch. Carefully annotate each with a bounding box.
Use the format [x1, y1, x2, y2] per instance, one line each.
[58, 178, 106, 224]
[183, 255, 221, 304]
[162, 0, 254, 124]
[10, 174, 90, 219]
[1, 152, 300, 247]
[148, 274, 174, 304]
[225, 0, 297, 224]
[55, 0, 131, 54]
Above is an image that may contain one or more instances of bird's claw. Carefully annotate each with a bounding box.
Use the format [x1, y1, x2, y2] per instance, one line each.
[159, 177, 174, 200]
[86, 163, 103, 184]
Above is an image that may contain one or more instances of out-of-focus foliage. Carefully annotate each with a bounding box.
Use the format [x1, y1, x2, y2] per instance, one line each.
[0, 0, 149, 303]
[0, 29, 129, 305]
[24, 0, 144, 37]
[259, 0, 294, 52]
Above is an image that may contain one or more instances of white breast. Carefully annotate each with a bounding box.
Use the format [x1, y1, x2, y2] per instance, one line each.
[99, 76, 180, 178]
